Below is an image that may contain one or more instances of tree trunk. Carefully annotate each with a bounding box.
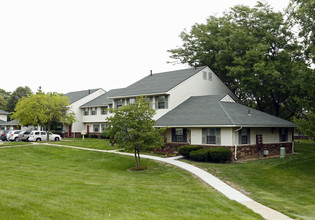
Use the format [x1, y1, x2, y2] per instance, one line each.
[134, 146, 140, 168]
[47, 122, 51, 141]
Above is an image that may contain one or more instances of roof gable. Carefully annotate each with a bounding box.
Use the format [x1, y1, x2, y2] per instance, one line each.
[64, 89, 102, 104]
[110, 66, 207, 98]
[80, 88, 125, 108]
[0, 110, 9, 115]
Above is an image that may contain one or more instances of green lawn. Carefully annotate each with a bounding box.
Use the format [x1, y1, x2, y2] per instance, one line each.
[0, 144, 261, 219]
[187, 140, 315, 220]
[57, 138, 116, 150]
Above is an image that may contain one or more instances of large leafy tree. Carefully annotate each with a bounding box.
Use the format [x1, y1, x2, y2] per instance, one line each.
[106, 97, 165, 168]
[287, 0, 314, 64]
[168, 2, 310, 120]
[0, 89, 10, 110]
[11, 91, 76, 140]
[6, 86, 32, 114]
[0, 95, 6, 110]
[294, 69, 315, 139]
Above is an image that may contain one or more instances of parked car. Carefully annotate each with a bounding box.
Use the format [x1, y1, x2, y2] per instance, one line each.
[28, 131, 62, 142]
[7, 130, 22, 141]
[1, 130, 9, 141]
[18, 130, 32, 142]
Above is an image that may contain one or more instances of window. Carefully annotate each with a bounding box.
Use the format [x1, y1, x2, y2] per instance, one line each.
[172, 128, 187, 142]
[208, 72, 212, 81]
[91, 107, 97, 115]
[93, 124, 100, 132]
[203, 71, 207, 80]
[129, 98, 135, 104]
[101, 124, 108, 132]
[145, 96, 154, 108]
[101, 106, 108, 115]
[239, 128, 250, 144]
[84, 108, 89, 115]
[108, 104, 113, 113]
[115, 99, 124, 109]
[279, 128, 288, 142]
[202, 128, 221, 145]
[156, 95, 168, 109]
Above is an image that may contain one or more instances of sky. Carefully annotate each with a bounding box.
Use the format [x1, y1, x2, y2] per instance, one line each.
[0, 0, 290, 94]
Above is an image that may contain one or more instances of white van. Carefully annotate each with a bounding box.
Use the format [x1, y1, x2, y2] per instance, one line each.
[28, 131, 61, 142]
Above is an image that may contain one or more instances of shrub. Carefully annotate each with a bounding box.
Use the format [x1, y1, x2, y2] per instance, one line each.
[209, 147, 232, 163]
[89, 134, 99, 139]
[178, 145, 204, 158]
[153, 144, 179, 157]
[101, 130, 108, 139]
[189, 148, 211, 162]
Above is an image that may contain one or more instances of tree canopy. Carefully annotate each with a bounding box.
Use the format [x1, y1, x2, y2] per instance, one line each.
[168, 2, 312, 120]
[105, 97, 165, 168]
[6, 86, 32, 114]
[11, 91, 76, 139]
[287, 0, 314, 64]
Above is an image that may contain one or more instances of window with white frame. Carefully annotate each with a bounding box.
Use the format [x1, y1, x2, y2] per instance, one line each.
[93, 124, 100, 132]
[84, 108, 89, 115]
[91, 107, 97, 115]
[145, 96, 154, 108]
[108, 104, 113, 113]
[101, 106, 108, 115]
[129, 98, 136, 104]
[239, 128, 250, 144]
[101, 124, 108, 132]
[202, 128, 221, 144]
[156, 95, 168, 109]
[115, 99, 124, 109]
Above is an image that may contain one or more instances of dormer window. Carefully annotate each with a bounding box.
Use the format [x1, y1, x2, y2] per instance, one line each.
[156, 95, 168, 109]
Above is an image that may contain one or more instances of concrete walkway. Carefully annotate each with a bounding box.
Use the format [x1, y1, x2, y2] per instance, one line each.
[27, 143, 294, 220]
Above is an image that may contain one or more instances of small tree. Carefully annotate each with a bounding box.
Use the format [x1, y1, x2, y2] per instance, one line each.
[11, 91, 76, 140]
[106, 97, 165, 168]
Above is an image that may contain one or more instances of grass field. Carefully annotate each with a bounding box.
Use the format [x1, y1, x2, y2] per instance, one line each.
[188, 140, 315, 220]
[56, 138, 115, 150]
[0, 143, 261, 219]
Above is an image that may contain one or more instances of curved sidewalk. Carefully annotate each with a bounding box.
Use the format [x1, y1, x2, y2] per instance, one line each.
[43, 143, 292, 220]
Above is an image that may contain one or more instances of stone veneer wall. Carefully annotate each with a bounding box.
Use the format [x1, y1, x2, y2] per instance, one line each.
[164, 142, 293, 161]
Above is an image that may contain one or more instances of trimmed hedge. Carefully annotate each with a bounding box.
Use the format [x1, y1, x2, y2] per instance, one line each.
[189, 148, 211, 162]
[178, 145, 204, 158]
[209, 147, 232, 163]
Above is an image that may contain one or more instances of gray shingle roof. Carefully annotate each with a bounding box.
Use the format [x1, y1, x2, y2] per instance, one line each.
[4, 119, 19, 126]
[109, 66, 207, 98]
[80, 88, 126, 108]
[155, 95, 296, 128]
[0, 110, 9, 115]
[64, 89, 102, 104]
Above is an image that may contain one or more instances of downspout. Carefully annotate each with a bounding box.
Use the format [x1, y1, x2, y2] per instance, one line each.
[233, 127, 243, 161]
[234, 144, 238, 161]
